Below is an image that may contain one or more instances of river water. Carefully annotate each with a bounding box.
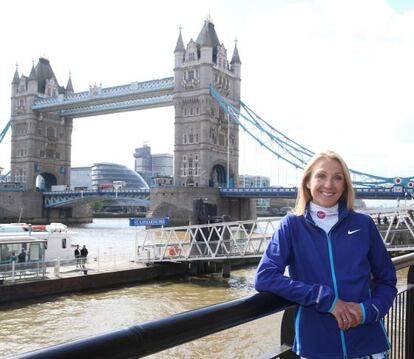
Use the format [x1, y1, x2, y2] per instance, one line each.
[0, 219, 281, 358]
[0, 218, 408, 358]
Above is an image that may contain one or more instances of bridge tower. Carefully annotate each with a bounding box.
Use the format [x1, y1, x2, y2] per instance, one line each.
[173, 20, 241, 188]
[10, 58, 73, 190]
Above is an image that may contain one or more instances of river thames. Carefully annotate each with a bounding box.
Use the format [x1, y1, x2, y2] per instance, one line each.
[0, 218, 281, 358]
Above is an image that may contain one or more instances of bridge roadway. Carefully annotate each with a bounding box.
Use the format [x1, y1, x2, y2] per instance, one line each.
[42, 186, 414, 207]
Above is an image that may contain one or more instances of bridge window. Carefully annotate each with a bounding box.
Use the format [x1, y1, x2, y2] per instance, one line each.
[183, 163, 187, 176]
[188, 52, 195, 61]
[18, 98, 25, 109]
[62, 238, 66, 249]
[40, 150, 45, 158]
[183, 134, 187, 144]
[46, 127, 56, 141]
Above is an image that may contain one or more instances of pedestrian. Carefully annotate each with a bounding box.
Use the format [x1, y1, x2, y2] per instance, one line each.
[18, 248, 26, 263]
[80, 245, 88, 269]
[377, 212, 382, 225]
[255, 150, 397, 359]
[74, 245, 81, 268]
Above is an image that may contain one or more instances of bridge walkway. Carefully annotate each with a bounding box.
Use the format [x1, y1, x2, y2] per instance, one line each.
[137, 209, 414, 264]
[137, 218, 279, 264]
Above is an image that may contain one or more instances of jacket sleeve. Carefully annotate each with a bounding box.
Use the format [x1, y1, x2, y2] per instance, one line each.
[254, 216, 335, 312]
[360, 218, 397, 324]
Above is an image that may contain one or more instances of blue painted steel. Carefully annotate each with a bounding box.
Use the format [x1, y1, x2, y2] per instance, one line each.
[209, 85, 414, 189]
[220, 187, 413, 200]
[0, 120, 11, 143]
[32, 77, 174, 110]
[129, 217, 169, 226]
[43, 189, 150, 208]
[59, 94, 173, 118]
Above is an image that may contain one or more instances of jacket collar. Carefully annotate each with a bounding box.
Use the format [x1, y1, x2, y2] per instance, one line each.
[304, 201, 349, 223]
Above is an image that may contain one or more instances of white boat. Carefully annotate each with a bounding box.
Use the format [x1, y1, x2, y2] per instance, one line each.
[0, 223, 75, 262]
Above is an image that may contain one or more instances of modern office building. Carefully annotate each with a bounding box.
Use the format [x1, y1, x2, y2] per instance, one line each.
[70, 166, 92, 190]
[133, 144, 173, 187]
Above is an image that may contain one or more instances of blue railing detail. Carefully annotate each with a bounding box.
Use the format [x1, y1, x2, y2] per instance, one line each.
[43, 189, 150, 208]
[32, 77, 174, 109]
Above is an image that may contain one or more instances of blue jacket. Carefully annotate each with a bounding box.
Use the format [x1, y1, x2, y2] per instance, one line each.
[255, 203, 397, 358]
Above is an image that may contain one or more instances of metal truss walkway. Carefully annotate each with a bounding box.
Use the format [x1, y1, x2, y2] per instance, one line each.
[136, 209, 414, 264]
[137, 218, 279, 263]
[372, 207, 414, 252]
[32, 77, 174, 118]
[43, 189, 150, 208]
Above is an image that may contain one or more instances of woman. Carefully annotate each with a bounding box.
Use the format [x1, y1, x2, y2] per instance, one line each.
[255, 150, 397, 359]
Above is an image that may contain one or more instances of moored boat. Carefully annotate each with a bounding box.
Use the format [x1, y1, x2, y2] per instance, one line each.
[0, 222, 74, 262]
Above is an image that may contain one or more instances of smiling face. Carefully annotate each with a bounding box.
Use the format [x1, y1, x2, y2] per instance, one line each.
[306, 157, 345, 208]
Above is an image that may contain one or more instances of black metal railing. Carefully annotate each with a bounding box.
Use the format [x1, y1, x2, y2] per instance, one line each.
[11, 252, 414, 359]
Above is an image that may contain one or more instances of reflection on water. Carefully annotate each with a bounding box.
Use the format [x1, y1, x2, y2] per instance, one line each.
[0, 219, 409, 358]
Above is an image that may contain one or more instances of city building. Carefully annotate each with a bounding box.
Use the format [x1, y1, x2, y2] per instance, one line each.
[70, 166, 92, 190]
[133, 144, 173, 187]
[239, 175, 271, 216]
[91, 163, 148, 189]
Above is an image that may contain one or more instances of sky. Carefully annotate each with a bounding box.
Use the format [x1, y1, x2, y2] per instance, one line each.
[0, 0, 413, 187]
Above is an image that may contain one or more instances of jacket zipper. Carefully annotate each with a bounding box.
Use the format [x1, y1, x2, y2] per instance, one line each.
[305, 215, 349, 358]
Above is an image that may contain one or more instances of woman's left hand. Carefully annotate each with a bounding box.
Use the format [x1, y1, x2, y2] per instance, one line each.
[331, 299, 363, 330]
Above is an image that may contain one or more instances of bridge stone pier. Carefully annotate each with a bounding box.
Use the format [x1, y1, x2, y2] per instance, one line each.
[150, 187, 256, 226]
[0, 191, 92, 224]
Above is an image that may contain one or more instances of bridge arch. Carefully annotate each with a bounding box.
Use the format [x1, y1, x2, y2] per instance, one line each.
[36, 173, 57, 191]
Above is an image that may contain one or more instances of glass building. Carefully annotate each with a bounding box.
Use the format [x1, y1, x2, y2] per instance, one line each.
[91, 163, 149, 189]
[133, 144, 173, 187]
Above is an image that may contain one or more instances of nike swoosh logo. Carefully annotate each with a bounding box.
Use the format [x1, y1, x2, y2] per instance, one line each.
[348, 229, 361, 235]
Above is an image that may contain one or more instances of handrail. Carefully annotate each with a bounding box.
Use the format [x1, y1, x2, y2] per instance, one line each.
[12, 252, 414, 359]
[392, 251, 414, 270]
[12, 292, 294, 359]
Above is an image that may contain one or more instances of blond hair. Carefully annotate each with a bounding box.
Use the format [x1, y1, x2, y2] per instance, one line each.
[294, 150, 355, 215]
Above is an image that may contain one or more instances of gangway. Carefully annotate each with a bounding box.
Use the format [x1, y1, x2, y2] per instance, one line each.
[136, 209, 414, 264]
[371, 207, 414, 252]
[136, 218, 280, 263]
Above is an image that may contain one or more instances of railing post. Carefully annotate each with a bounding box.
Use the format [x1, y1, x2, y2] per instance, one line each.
[406, 265, 414, 358]
[54, 259, 60, 278]
[280, 307, 299, 359]
[11, 260, 16, 282]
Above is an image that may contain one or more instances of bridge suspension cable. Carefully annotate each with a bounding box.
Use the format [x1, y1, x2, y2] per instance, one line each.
[0, 120, 11, 144]
[209, 86, 414, 189]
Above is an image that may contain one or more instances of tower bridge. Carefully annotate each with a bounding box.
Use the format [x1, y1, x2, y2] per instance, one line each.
[1, 19, 413, 223]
